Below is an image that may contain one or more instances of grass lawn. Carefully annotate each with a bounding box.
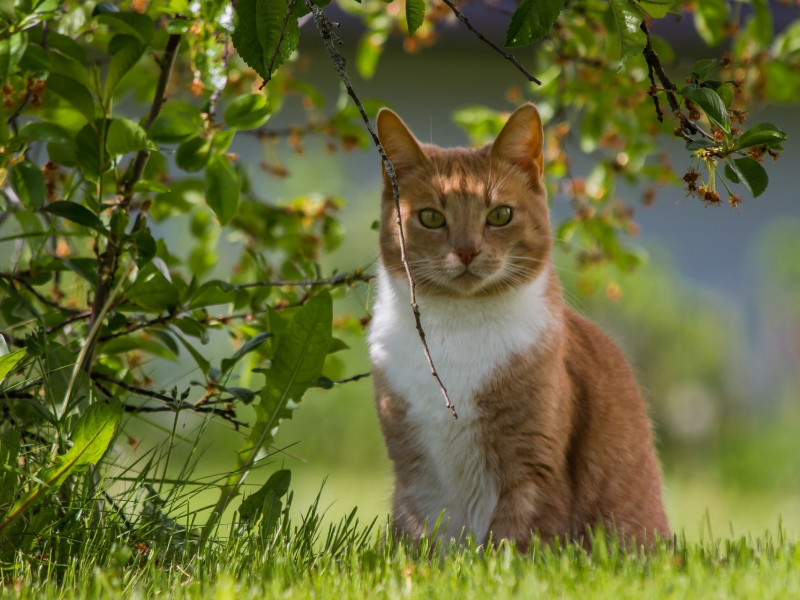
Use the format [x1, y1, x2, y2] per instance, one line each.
[3, 517, 798, 599]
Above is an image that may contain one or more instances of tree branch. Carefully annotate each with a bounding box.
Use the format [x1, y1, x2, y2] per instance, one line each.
[259, 0, 297, 90]
[0, 272, 82, 314]
[234, 271, 373, 290]
[640, 22, 714, 141]
[84, 33, 183, 373]
[98, 312, 176, 343]
[334, 371, 371, 385]
[440, 0, 541, 85]
[90, 372, 247, 429]
[208, 34, 230, 121]
[304, 0, 457, 419]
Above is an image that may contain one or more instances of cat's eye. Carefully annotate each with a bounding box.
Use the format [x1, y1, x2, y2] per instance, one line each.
[419, 209, 446, 229]
[487, 206, 512, 227]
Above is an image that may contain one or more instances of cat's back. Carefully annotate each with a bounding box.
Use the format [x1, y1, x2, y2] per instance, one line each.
[560, 307, 670, 538]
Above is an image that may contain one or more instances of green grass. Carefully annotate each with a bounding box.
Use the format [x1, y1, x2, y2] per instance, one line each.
[2, 507, 799, 600]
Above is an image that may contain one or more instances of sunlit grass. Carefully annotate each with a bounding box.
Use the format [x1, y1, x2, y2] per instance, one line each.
[2, 514, 798, 600]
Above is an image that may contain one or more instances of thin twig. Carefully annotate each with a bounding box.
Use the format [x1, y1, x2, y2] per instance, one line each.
[234, 272, 373, 290]
[98, 312, 175, 343]
[260, 0, 297, 90]
[91, 372, 248, 429]
[645, 59, 664, 123]
[208, 34, 230, 120]
[0, 272, 82, 314]
[305, 0, 457, 419]
[46, 311, 92, 335]
[334, 371, 371, 385]
[640, 22, 714, 141]
[440, 0, 541, 85]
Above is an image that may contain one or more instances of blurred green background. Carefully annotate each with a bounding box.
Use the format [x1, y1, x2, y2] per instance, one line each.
[114, 20, 800, 541]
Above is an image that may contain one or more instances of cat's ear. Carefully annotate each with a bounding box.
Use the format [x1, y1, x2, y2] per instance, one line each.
[376, 109, 425, 175]
[491, 103, 544, 179]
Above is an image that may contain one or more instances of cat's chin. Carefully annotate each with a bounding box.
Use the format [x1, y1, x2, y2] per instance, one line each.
[431, 270, 528, 298]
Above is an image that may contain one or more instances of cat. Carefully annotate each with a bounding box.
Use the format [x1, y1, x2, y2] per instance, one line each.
[368, 104, 670, 551]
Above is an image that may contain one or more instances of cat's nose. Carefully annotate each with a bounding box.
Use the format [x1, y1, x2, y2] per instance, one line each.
[454, 246, 480, 266]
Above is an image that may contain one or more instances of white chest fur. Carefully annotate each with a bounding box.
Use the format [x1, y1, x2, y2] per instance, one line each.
[368, 268, 552, 540]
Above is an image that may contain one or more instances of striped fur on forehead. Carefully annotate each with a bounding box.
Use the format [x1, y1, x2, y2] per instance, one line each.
[415, 144, 515, 203]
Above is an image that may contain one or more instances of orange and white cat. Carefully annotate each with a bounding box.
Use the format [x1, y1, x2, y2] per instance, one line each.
[368, 104, 670, 550]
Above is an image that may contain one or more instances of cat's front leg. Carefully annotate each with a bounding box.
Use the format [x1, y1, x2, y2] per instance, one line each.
[485, 483, 540, 551]
[487, 480, 570, 551]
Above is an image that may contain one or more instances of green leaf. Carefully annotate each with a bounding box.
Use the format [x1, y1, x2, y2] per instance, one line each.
[9, 161, 45, 211]
[0, 429, 20, 507]
[44, 201, 106, 232]
[693, 0, 727, 47]
[690, 58, 719, 82]
[211, 130, 236, 152]
[0, 400, 122, 535]
[505, 0, 565, 47]
[188, 280, 236, 309]
[205, 154, 240, 225]
[148, 102, 203, 144]
[126, 264, 180, 310]
[32, 28, 86, 63]
[239, 469, 291, 537]
[75, 120, 111, 183]
[704, 80, 733, 108]
[104, 38, 145, 100]
[166, 18, 192, 35]
[406, 0, 425, 37]
[173, 332, 210, 375]
[635, 0, 673, 19]
[46, 73, 96, 124]
[245, 469, 292, 516]
[176, 136, 212, 172]
[221, 332, 273, 375]
[609, 0, 646, 68]
[750, 0, 772, 48]
[727, 157, 769, 198]
[108, 33, 139, 55]
[19, 43, 50, 78]
[255, 0, 301, 76]
[232, 0, 266, 77]
[96, 12, 155, 44]
[738, 123, 787, 149]
[0, 347, 26, 385]
[106, 118, 156, 156]
[130, 230, 157, 265]
[224, 93, 272, 130]
[92, 2, 119, 15]
[17, 122, 75, 147]
[680, 84, 730, 133]
[99, 335, 177, 361]
[133, 179, 169, 194]
[205, 292, 332, 539]
[356, 28, 386, 79]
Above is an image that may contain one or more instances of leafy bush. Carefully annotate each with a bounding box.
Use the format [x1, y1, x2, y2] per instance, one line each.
[0, 0, 798, 562]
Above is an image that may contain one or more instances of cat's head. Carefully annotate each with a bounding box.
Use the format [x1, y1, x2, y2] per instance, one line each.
[376, 103, 551, 298]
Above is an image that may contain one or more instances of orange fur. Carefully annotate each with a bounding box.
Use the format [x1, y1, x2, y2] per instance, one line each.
[371, 105, 670, 550]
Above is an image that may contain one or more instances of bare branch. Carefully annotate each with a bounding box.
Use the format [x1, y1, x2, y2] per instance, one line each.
[234, 271, 373, 290]
[91, 372, 248, 429]
[260, 0, 297, 90]
[440, 0, 541, 85]
[305, 0, 457, 419]
[98, 312, 176, 343]
[208, 34, 230, 121]
[335, 371, 371, 385]
[0, 272, 82, 314]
